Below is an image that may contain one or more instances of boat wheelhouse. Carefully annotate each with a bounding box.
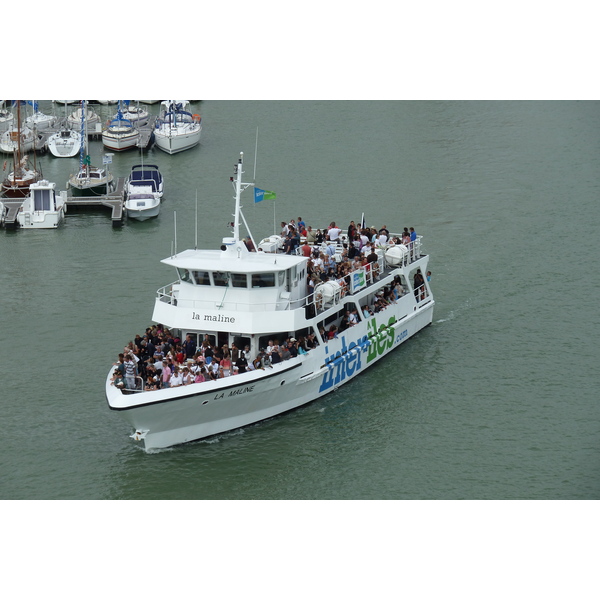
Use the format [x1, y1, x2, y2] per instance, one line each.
[106, 152, 434, 450]
[16, 179, 66, 228]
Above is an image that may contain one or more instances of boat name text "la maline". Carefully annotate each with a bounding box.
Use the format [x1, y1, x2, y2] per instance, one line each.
[192, 311, 236, 323]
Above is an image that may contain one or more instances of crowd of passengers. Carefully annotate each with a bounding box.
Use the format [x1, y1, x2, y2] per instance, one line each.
[110, 269, 428, 394]
[110, 326, 326, 392]
[246, 217, 424, 301]
[111, 220, 430, 393]
[269, 218, 419, 257]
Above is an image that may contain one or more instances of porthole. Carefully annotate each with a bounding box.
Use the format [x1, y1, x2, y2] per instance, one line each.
[280, 380, 285, 386]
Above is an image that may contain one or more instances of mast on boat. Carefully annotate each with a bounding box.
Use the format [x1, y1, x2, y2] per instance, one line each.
[229, 152, 258, 248]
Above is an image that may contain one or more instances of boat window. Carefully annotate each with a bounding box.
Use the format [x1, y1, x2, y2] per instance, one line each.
[231, 273, 248, 288]
[178, 268, 192, 283]
[278, 271, 286, 286]
[192, 270, 211, 286]
[33, 189, 52, 211]
[252, 273, 275, 288]
[213, 271, 229, 287]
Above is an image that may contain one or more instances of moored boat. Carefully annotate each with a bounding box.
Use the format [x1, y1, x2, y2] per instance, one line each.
[2, 155, 42, 197]
[67, 101, 114, 195]
[102, 116, 140, 151]
[124, 163, 163, 220]
[115, 101, 149, 127]
[24, 102, 57, 131]
[16, 179, 66, 228]
[105, 152, 435, 451]
[154, 100, 201, 154]
[47, 128, 82, 158]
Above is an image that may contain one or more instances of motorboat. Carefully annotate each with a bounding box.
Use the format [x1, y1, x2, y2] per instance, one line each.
[124, 193, 160, 221]
[47, 128, 82, 158]
[125, 163, 164, 199]
[124, 163, 163, 221]
[105, 151, 435, 451]
[16, 179, 66, 228]
[154, 100, 202, 154]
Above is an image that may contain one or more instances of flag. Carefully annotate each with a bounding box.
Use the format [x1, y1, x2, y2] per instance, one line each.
[360, 212, 365, 230]
[254, 187, 276, 203]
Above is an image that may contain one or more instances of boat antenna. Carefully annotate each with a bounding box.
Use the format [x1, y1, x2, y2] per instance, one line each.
[253, 127, 258, 182]
[174, 210, 177, 256]
[195, 190, 198, 249]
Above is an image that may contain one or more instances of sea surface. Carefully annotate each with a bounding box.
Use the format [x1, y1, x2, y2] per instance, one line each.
[1, 100, 599, 500]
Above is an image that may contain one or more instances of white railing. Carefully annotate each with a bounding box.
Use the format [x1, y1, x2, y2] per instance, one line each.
[156, 236, 425, 315]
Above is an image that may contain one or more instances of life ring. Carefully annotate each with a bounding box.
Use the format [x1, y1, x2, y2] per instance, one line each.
[192, 114, 201, 122]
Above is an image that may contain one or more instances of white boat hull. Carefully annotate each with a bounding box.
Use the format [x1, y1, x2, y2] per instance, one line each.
[154, 125, 201, 154]
[102, 130, 140, 151]
[107, 288, 434, 450]
[16, 180, 66, 229]
[47, 130, 82, 157]
[125, 196, 161, 221]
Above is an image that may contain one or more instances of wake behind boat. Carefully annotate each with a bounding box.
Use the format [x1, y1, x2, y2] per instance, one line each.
[105, 152, 434, 451]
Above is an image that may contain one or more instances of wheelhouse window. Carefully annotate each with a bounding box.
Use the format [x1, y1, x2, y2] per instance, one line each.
[213, 271, 228, 287]
[178, 268, 192, 283]
[252, 273, 275, 288]
[231, 273, 248, 288]
[192, 270, 211, 285]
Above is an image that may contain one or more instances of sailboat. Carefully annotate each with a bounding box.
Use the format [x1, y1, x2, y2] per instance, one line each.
[24, 101, 57, 131]
[102, 102, 140, 151]
[0, 101, 14, 133]
[1, 102, 42, 198]
[0, 100, 46, 154]
[67, 101, 114, 196]
[154, 101, 202, 154]
[47, 102, 82, 158]
[115, 101, 149, 127]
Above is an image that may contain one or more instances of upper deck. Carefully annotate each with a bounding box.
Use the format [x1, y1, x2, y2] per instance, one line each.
[152, 233, 429, 334]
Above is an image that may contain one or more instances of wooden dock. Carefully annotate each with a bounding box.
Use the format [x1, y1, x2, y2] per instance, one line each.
[2, 177, 126, 229]
[65, 177, 126, 227]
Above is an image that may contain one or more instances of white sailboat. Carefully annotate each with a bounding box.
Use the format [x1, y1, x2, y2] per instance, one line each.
[47, 103, 82, 158]
[24, 101, 57, 131]
[154, 100, 202, 154]
[102, 102, 140, 151]
[67, 101, 114, 195]
[1, 102, 42, 197]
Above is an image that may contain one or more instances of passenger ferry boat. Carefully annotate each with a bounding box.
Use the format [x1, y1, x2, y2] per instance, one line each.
[105, 152, 434, 450]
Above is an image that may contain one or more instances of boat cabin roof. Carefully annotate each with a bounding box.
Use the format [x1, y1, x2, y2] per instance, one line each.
[162, 243, 306, 275]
